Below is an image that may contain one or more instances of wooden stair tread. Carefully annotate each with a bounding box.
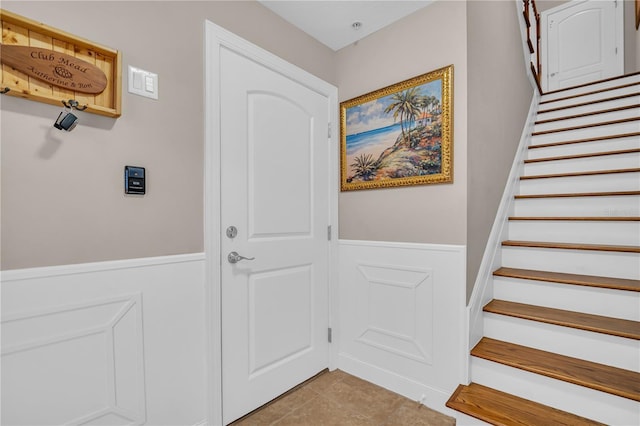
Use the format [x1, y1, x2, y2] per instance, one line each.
[515, 190, 640, 199]
[538, 92, 640, 115]
[528, 132, 640, 150]
[502, 240, 640, 253]
[471, 337, 640, 401]
[524, 148, 640, 164]
[532, 117, 640, 136]
[446, 383, 605, 426]
[493, 267, 640, 292]
[520, 167, 640, 180]
[540, 81, 640, 105]
[484, 299, 640, 340]
[542, 71, 640, 97]
[535, 104, 640, 125]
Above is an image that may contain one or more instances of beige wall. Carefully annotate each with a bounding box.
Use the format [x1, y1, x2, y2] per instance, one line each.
[0, 1, 335, 270]
[336, 0, 468, 245]
[466, 0, 533, 298]
[625, 0, 638, 72]
[637, 11, 640, 70]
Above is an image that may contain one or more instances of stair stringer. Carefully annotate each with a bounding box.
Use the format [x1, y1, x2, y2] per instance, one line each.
[466, 93, 540, 371]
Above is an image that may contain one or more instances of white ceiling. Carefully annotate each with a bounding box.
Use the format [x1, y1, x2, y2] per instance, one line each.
[257, 1, 434, 51]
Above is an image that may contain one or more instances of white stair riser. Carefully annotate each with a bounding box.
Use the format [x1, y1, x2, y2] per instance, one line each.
[523, 153, 640, 176]
[537, 95, 640, 120]
[483, 313, 640, 370]
[470, 357, 640, 426]
[540, 75, 640, 102]
[493, 277, 640, 321]
[501, 247, 640, 280]
[531, 122, 640, 146]
[508, 220, 640, 246]
[541, 81, 640, 107]
[534, 108, 640, 133]
[518, 173, 640, 195]
[513, 196, 640, 217]
[528, 136, 640, 158]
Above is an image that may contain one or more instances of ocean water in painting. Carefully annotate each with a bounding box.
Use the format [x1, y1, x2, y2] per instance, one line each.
[346, 123, 402, 157]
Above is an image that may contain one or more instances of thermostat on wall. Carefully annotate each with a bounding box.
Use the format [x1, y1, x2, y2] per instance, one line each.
[125, 166, 145, 195]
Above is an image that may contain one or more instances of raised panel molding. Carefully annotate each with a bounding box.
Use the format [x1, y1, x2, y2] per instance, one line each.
[1, 253, 206, 426]
[338, 240, 466, 418]
[355, 263, 433, 364]
[2, 294, 146, 425]
[248, 264, 313, 378]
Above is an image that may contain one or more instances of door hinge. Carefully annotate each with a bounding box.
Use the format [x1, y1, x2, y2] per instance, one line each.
[328, 327, 332, 343]
[327, 225, 332, 241]
[328, 123, 332, 138]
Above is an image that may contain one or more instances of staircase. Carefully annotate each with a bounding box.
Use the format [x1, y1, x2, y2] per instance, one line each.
[447, 73, 640, 425]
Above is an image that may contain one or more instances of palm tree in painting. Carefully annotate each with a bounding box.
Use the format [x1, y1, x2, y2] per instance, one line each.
[384, 87, 422, 147]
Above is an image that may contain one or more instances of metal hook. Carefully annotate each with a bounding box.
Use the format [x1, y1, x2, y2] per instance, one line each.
[62, 99, 88, 111]
[0, 87, 10, 94]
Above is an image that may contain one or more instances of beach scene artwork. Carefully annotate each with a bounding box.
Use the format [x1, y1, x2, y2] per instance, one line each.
[340, 66, 453, 191]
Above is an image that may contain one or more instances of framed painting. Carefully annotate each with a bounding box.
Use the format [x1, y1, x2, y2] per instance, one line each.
[340, 65, 453, 191]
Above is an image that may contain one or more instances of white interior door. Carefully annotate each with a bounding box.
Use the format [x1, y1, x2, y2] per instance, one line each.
[218, 43, 331, 424]
[544, 0, 623, 91]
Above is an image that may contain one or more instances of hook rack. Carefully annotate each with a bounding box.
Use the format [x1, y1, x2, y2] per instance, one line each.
[62, 99, 88, 111]
[1, 87, 10, 94]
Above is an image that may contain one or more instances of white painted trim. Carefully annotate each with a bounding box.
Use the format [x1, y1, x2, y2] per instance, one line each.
[328, 80, 340, 372]
[339, 239, 465, 253]
[204, 20, 223, 426]
[204, 20, 339, 426]
[467, 94, 539, 359]
[0, 253, 205, 282]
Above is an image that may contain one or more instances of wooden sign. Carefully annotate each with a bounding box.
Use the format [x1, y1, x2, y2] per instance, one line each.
[0, 45, 107, 94]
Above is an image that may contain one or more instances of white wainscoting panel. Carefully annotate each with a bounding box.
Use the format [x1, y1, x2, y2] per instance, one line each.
[338, 240, 467, 418]
[1, 254, 206, 426]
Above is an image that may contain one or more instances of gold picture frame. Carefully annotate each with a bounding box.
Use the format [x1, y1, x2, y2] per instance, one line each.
[340, 65, 453, 191]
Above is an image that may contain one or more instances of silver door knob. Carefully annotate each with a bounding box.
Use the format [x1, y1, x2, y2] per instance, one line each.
[228, 251, 255, 264]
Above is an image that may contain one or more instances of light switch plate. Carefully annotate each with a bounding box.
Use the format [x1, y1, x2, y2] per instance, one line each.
[128, 66, 158, 99]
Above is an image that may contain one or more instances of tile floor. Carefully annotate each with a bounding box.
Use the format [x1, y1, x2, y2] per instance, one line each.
[231, 369, 456, 425]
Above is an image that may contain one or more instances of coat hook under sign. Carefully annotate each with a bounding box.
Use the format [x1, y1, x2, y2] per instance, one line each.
[62, 99, 88, 111]
[0, 87, 10, 94]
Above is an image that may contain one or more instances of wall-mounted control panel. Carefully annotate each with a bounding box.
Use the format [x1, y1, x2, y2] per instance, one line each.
[128, 66, 158, 100]
[125, 166, 145, 195]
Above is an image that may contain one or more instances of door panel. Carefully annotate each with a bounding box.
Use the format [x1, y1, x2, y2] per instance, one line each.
[546, 0, 622, 91]
[249, 265, 313, 376]
[249, 93, 312, 237]
[220, 46, 330, 424]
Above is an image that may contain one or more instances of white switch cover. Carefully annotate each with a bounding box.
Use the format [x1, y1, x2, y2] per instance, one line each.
[128, 66, 158, 100]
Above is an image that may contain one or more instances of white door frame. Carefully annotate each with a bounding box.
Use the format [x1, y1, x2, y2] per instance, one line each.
[540, 0, 624, 92]
[204, 21, 339, 425]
